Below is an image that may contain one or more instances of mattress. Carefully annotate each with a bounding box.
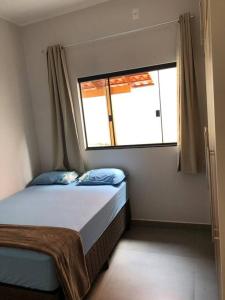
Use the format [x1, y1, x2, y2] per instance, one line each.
[0, 182, 127, 291]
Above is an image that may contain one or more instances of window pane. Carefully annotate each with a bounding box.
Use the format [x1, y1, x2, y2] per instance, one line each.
[159, 68, 177, 143]
[80, 79, 111, 147]
[110, 71, 162, 145]
[79, 64, 177, 149]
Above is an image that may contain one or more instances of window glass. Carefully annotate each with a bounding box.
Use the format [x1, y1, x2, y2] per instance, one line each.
[110, 71, 162, 145]
[80, 79, 111, 147]
[79, 64, 177, 149]
[158, 68, 177, 143]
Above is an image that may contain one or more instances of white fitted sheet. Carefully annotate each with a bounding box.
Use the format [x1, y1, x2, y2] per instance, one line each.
[0, 182, 127, 291]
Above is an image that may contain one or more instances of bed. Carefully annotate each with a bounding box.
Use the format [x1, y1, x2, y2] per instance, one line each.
[0, 181, 129, 300]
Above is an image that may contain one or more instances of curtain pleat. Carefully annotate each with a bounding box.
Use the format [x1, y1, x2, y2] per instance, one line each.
[177, 13, 203, 174]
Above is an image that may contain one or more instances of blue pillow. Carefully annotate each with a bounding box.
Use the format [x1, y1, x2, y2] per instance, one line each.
[77, 168, 126, 186]
[30, 171, 79, 186]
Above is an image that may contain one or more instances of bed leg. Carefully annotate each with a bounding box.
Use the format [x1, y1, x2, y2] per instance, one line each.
[102, 260, 109, 271]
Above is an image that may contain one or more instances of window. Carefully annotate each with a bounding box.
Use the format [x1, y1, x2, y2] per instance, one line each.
[79, 63, 177, 149]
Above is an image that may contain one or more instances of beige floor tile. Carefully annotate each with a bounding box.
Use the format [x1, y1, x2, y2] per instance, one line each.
[86, 225, 218, 300]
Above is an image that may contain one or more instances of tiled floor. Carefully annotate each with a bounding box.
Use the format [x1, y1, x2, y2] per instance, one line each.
[86, 225, 218, 300]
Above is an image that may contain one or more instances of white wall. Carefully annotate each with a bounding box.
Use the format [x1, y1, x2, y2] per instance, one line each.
[0, 18, 40, 200]
[22, 0, 210, 224]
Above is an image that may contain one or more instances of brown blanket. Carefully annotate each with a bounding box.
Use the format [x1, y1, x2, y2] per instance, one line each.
[0, 225, 90, 300]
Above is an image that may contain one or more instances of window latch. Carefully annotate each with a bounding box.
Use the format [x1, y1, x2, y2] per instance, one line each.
[108, 115, 113, 122]
[156, 110, 161, 117]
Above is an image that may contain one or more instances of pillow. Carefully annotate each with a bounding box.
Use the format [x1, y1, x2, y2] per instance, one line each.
[77, 168, 126, 186]
[30, 171, 79, 186]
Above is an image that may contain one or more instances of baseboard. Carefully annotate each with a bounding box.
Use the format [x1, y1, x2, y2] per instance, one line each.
[131, 219, 211, 230]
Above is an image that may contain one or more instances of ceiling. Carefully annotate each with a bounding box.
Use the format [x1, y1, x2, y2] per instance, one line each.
[0, 0, 111, 26]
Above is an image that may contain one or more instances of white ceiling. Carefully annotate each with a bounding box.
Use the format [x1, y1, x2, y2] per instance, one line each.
[0, 0, 111, 26]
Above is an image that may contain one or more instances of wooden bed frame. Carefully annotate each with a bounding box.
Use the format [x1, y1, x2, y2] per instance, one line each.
[0, 201, 130, 300]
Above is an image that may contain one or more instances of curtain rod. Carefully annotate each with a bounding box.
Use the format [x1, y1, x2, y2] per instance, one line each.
[41, 15, 194, 53]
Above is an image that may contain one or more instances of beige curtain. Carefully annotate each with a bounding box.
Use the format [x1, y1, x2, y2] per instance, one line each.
[177, 13, 203, 174]
[47, 45, 84, 172]
[199, 0, 209, 47]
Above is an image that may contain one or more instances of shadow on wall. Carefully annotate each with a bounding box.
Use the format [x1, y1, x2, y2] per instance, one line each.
[0, 19, 40, 200]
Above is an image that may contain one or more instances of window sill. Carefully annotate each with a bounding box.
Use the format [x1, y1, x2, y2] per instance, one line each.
[85, 143, 177, 151]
